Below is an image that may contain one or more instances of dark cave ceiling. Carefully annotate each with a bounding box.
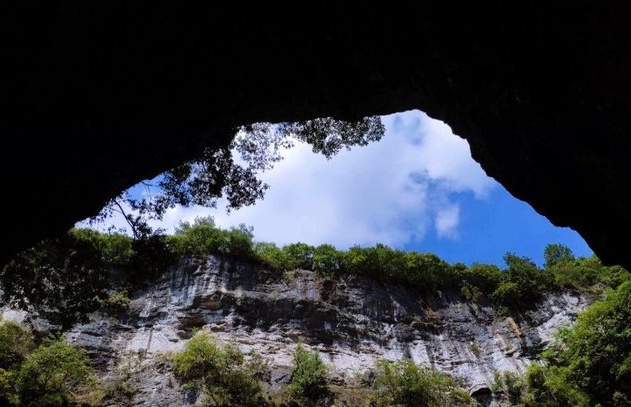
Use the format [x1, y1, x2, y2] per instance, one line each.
[2, 2, 630, 270]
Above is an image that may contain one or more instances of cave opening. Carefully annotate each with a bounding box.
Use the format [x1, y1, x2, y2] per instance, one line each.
[78, 110, 593, 269]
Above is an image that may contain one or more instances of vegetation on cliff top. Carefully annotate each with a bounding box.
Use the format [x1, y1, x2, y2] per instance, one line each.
[3, 215, 625, 330]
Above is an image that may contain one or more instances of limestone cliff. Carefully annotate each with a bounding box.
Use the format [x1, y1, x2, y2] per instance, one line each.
[2, 256, 596, 406]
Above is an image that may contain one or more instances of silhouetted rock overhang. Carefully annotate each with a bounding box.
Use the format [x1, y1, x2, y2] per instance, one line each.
[2, 2, 631, 270]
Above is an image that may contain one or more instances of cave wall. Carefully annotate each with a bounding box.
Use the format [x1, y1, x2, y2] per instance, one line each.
[2, 2, 631, 269]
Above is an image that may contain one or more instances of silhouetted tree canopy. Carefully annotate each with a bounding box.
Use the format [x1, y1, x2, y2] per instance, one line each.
[0, 233, 110, 330]
[89, 116, 385, 238]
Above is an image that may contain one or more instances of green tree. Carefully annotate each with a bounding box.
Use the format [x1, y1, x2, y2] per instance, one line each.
[0, 320, 34, 370]
[546, 281, 631, 406]
[491, 370, 526, 405]
[521, 364, 589, 407]
[402, 251, 453, 292]
[70, 228, 134, 265]
[287, 340, 329, 402]
[462, 263, 502, 296]
[16, 338, 95, 407]
[491, 253, 552, 310]
[173, 330, 266, 406]
[543, 243, 575, 270]
[370, 358, 476, 407]
[282, 242, 315, 270]
[168, 216, 255, 259]
[223, 224, 256, 259]
[168, 216, 224, 256]
[312, 244, 344, 275]
[0, 320, 35, 406]
[253, 241, 289, 271]
[0, 233, 111, 330]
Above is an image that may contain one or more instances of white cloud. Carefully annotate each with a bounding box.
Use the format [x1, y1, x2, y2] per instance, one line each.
[78, 110, 498, 249]
[435, 205, 460, 239]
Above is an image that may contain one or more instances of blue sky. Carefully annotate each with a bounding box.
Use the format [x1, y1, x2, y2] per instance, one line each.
[79, 109, 593, 268]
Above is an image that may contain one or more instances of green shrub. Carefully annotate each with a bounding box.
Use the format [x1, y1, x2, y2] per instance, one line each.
[461, 283, 482, 302]
[168, 216, 225, 257]
[254, 242, 289, 271]
[287, 340, 329, 402]
[0, 235, 111, 330]
[223, 224, 256, 259]
[543, 243, 575, 270]
[545, 248, 621, 291]
[400, 251, 453, 292]
[70, 228, 134, 265]
[491, 370, 526, 404]
[342, 244, 398, 280]
[173, 330, 266, 406]
[16, 338, 95, 407]
[498, 279, 631, 407]
[340, 244, 456, 292]
[98, 354, 144, 406]
[102, 290, 131, 315]
[549, 260, 598, 290]
[490, 281, 521, 310]
[0, 320, 34, 370]
[282, 242, 316, 270]
[545, 281, 631, 406]
[597, 263, 631, 288]
[168, 216, 256, 260]
[0, 368, 19, 406]
[312, 244, 344, 275]
[522, 364, 589, 407]
[0, 320, 33, 405]
[370, 358, 476, 407]
[489, 253, 554, 311]
[462, 263, 502, 296]
[491, 365, 590, 407]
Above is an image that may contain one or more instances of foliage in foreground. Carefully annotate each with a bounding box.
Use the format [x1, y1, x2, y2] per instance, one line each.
[172, 330, 267, 407]
[540, 280, 631, 406]
[370, 358, 477, 407]
[171, 330, 481, 407]
[0, 320, 34, 371]
[286, 340, 329, 403]
[0, 319, 96, 407]
[0, 232, 111, 330]
[492, 280, 631, 406]
[17, 339, 95, 407]
[491, 368, 589, 407]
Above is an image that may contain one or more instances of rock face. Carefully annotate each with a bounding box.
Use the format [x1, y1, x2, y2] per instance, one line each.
[3, 2, 631, 273]
[3, 256, 594, 406]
